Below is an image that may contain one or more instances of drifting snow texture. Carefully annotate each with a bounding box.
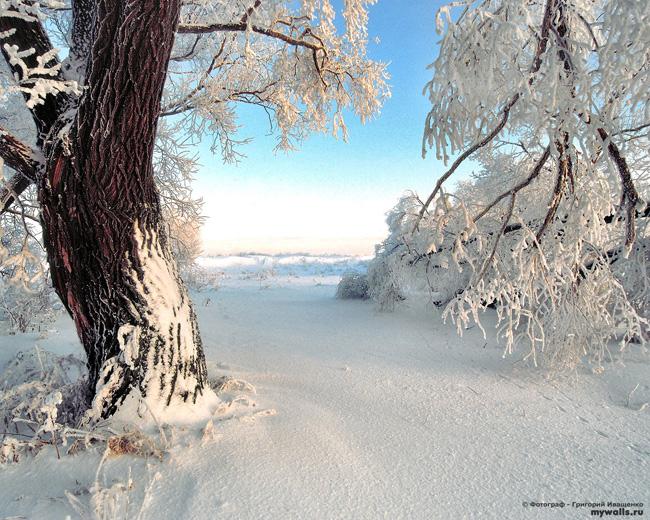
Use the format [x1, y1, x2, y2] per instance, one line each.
[336, 270, 369, 299]
[0, 280, 648, 518]
[0, 256, 646, 512]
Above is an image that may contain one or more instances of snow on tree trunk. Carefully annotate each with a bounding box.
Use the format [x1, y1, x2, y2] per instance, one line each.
[38, 0, 215, 421]
[86, 220, 212, 421]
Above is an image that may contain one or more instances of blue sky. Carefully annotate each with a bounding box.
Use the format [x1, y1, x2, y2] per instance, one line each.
[195, 0, 469, 255]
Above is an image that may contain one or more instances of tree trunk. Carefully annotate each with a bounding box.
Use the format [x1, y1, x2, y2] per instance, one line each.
[38, 0, 213, 421]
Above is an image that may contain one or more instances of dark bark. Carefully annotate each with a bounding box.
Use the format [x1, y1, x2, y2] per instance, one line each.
[0, 129, 42, 213]
[0, 129, 40, 181]
[34, 0, 209, 419]
[597, 127, 640, 249]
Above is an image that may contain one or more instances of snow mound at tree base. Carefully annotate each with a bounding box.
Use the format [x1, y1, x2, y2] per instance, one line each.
[104, 362, 275, 432]
[0, 347, 274, 466]
[106, 385, 222, 432]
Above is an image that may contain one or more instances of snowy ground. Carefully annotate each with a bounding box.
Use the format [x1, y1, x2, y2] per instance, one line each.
[0, 255, 648, 519]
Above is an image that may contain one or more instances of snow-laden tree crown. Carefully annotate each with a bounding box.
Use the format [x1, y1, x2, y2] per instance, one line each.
[369, 0, 649, 370]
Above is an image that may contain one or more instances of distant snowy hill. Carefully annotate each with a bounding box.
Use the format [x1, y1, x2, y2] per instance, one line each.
[196, 253, 371, 288]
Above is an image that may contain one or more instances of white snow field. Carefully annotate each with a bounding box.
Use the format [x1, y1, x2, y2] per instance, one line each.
[0, 255, 648, 519]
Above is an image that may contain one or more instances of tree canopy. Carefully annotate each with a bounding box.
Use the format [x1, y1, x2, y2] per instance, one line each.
[368, 0, 650, 370]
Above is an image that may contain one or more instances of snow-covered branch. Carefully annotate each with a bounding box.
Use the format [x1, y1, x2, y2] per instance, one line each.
[166, 0, 388, 155]
[0, 2, 73, 136]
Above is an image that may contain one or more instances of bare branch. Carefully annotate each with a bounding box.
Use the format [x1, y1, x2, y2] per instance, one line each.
[536, 142, 570, 241]
[1, 173, 34, 215]
[473, 146, 552, 223]
[161, 37, 228, 116]
[618, 122, 650, 136]
[171, 34, 202, 62]
[575, 12, 600, 50]
[240, 0, 262, 24]
[477, 193, 516, 281]
[176, 22, 324, 53]
[528, 0, 557, 79]
[0, 129, 42, 182]
[597, 127, 640, 252]
[3, 208, 40, 224]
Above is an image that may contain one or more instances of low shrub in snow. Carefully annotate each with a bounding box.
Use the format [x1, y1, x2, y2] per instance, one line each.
[181, 262, 222, 291]
[0, 351, 273, 466]
[336, 271, 370, 300]
[0, 348, 89, 426]
[0, 283, 57, 334]
[0, 348, 93, 462]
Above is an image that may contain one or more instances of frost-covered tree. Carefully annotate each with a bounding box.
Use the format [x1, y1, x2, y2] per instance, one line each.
[0, 0, 387, 420]
[0, 189, 55, 333]
[368, 0, 649, 370]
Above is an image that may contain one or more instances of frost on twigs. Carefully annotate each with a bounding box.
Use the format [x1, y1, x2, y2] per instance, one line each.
[62, 369, 274, 520]
[206, 367, 276, 427]
[0, 0, 66, 23]
[0, 1, 81, 106]
[0, 43, 81, 108]
[1, 165, 58, 333]
[367, 0, 650, 372]
[0, 347, 88, 425]
[370, 178, 649, 372]
[0, 347, 93, 463]
[0, 225, 57, 333]
[0, 350, 266, 464]
[168, 0, 389, 158]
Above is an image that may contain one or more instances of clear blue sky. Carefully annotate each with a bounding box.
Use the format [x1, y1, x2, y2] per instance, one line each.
[195, 0, 470, 255]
